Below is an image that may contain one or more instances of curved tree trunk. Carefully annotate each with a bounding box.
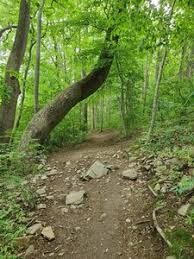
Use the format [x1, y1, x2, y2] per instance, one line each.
[0, 0, 30, 142]
[19, 31, 118, 149]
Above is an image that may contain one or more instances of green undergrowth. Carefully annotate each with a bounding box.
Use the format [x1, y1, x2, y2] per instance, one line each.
[133, 123, 194, 258]
[167, 229, 194, 259]
[0, 147, 40, 258]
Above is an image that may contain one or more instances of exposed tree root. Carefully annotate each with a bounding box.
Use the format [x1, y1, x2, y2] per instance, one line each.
[152, 206, 172, 248]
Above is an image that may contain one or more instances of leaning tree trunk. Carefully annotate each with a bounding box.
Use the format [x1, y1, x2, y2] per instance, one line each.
[0, 0, 30, 142]
[19, 30, 118, 149]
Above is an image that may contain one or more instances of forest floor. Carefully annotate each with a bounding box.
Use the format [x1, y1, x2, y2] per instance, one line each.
[25, 130, 168, 259]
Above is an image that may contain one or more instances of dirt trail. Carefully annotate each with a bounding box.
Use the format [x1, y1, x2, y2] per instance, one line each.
[29, 131, 166, 259]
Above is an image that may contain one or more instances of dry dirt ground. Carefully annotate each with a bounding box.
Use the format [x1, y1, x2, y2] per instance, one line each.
[28, 130, 168, 259]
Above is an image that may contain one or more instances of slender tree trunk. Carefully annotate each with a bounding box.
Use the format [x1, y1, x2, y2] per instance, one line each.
[155, 51, 162, 83]
[143, 54, 150, 113]
[178, 44, 187, 80]
[148, 47, 168, 139]
[12, 37, 36, 137]
[34, 0, 45, 113]
[92, 104, 96, 130]
[100, 96, 104, 132]
[147, 0, 176, 140]
[116, 57, 127, 136]
[81, 70, 87, 131]
[186, 43, 194, 78]
[0, 0, 30, 142]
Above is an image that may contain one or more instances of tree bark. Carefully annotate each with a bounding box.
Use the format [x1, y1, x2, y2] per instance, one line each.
[19, 30, 118, 148]
[147, 47, 168, 139]
[143, 54, 150, 113]
[100, 96, 104, 132]
[147, 0, 176, 141]
[12, 37, 36, 135]
[34, 0, 45, 113]
[92, 104, 96, 130]
[116, 57, 127, 136]
[0, 0, 30, 142]
[186, 43, 194, 78]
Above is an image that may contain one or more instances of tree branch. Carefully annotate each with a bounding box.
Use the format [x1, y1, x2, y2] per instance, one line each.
[0, 25, 17, 39]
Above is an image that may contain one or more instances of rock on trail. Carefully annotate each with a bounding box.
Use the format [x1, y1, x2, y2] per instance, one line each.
[41, 226, 55, 241]
[122, 168, 138, 180]
[66, 190, 86, 205]
[80, 160, 109, 180]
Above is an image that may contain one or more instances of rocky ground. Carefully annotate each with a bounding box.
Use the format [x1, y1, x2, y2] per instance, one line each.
[17, 131, 178, 259]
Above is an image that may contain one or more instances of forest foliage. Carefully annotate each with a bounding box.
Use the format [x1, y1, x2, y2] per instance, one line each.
[0, 0, 194, 258]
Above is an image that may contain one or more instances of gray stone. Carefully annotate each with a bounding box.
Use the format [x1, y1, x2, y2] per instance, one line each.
[99, 213, 107, 221]
[41, 175, 48, 180]
[144, 165, 151, 171]
[37, 204, 47, 210]
[25, 245, 35, 257]
[26, 223, 42, 235]
[66, 161, 71, 167]
[178, 203, 191, 216]
[81, 160, 109, 180]
[46, 195, 54, 200]
[36, 187, 46, 195]
[128, 157, 137, 163]
[122, 169, 138, 180]
[46, 169, 58, 176]
[61, 207, 69, 214]
[66, 190, 86, 205]
[41, 226, 55, 241]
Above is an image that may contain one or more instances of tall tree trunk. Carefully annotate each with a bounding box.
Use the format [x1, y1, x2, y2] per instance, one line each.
[0, 0, 30, 142]
[178, 44, 187, 80]
[12, 36, 36, 138]
[100, 96, 104, 132]
[147, 0, 176, 140]
[143, 54, 150, 113]
[83, 103, 88, 131]
[148, 47, 168, 139]
[92, 104, 96, 130]
[116, 57, 127, 136]
[19, 30, 118, 149]
[81, 70, 88, 131]
[34, 0, 45, 113]
[186, 43, 194, 78]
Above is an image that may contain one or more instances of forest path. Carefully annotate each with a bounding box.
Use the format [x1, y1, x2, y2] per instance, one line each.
[29, 130, 166, 259]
